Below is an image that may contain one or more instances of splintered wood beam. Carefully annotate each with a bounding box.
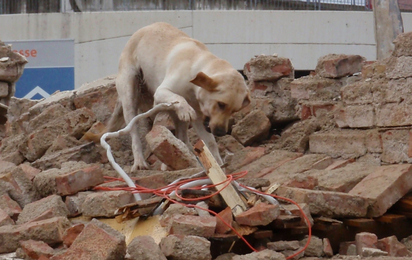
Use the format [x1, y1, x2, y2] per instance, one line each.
[193, 140, 247, 216]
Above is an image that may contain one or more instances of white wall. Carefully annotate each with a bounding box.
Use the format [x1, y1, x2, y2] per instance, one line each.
[1, 10, 412, 88]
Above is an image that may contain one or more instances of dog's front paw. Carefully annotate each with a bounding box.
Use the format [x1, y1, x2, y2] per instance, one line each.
[131, 160, 149, 172]
[175, 102, 197, 122]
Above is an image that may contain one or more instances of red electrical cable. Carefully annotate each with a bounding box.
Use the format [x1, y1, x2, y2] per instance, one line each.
[94, 171, 312, 259]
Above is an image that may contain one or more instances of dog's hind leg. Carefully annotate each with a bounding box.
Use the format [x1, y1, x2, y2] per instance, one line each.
[116, 69, 149, 171]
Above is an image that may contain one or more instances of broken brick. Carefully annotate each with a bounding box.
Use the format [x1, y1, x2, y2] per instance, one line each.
[231, 110, 271, 146]
[20, 239, 54, 259]
[80, 190, 134, 218]
[51, 218, 126, 260]
[145, 125, 198, 170]
[17, 194, 69, 225]
[355, 232, 377, 256]
[315, 54, 365, 79]
[235, 203, 280, 226]
[244, 55, 294, 82]
[127, 235, 167, 260]
[160, 234, 211, 260]
[349, 164, 412, 217]
[169, 215, 216, 238]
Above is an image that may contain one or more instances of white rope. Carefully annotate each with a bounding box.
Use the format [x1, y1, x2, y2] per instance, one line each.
[100, 102, 178, 202]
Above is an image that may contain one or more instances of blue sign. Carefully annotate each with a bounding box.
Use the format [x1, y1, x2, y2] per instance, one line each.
[5, 39, 75, 100]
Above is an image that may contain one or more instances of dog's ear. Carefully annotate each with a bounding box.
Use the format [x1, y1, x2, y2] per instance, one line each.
[190, 72, 218, 91]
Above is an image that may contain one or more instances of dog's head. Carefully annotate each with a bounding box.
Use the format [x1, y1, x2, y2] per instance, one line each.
[191, 71, 251, 136]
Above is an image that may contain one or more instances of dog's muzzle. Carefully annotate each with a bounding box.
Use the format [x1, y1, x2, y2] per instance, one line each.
[204, 116, 226, 137]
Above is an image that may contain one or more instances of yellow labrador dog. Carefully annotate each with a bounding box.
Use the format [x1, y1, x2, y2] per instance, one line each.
[108, 22, 250, 171]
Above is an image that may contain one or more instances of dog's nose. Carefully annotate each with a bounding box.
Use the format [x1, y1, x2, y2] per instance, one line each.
[213, 127, 226, 137]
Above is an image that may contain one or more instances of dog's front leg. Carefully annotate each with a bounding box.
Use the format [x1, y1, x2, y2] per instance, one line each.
[154, 88, 197, 123]
[192, 118, 224, 165]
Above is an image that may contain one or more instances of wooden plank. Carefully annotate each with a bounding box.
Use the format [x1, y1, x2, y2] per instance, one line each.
[194, 140, 248, 216]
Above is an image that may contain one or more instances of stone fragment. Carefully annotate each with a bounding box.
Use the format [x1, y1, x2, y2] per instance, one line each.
[300, 236, 323, 257]
[267, 240, 300, 251]
[160, 234, 212, 260]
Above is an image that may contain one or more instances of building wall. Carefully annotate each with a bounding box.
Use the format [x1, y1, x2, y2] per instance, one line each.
[1, 10, 412, 88]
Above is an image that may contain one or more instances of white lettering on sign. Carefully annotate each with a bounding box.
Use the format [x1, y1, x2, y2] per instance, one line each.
[23, 86, 50, 99]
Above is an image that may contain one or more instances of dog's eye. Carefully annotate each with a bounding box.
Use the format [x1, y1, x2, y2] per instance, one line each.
[217, 102, 226, 110]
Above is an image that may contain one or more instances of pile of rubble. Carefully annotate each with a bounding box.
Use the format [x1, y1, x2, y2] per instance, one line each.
[2, 32, 412, 260]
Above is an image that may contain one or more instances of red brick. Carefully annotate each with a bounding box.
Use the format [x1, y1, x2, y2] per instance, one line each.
[315, 54, 365, 78]
[0, 193, 22, 220]
[226, 146, 266, 173]
[334, 105, 375, 128]
[127, 235, 167, 260]
[382, 129, 410, 164]
[63, 223, 85, 248]
[73, 79, 117, 124]
[284, 176, 318, 190]
[376, 235, 412, 257]
[20, 239, 54, 259]
[169, 215, 216, 238]
[392, 31, 412, 57]
[290, 75, 342, 101]
[376, 102, 412, 127]
[300, 102, 336, 120]
[325, 159, 355, 170]
[17, 194, 69, 225]
[0, 216, 71, 253]
[235, 203, 279, 226]
[51, 218, 126, 260]
[238, 150, 302, 179]
[309, 130, 369, 159]
[18, 164, 41, 181]
[231, 110, 271, 146]
[80, 191, 134, 217]
[215, 207, 233, 234]
[244, 55, 294, 82]
[355, 232, 378, 256]
[281, 203, 314, 226]
[55, 165, 105, 196]
[26, 103, 70, 133]
[323, 238, 334, 257]
[0, 208, 14, 226]
[349, 164, 412, 217]
[0, 81, 8, 97]
[19, 107, 96, 162]
[267, 240, 300, 251]
[276, 186, 368, 218]
[386, 56, 412, 79]
[65, 192, 92, 217]
[361, 60, 386, 79]
[145, 125, 198, 170]
[339, 241, 356, 255]
[0, 160, 16, 174]
[160, 234, 211, 260]
[340, 81, 376, 105]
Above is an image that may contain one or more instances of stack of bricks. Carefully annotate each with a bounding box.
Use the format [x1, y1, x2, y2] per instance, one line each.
[0, 40, 27, 140]
[309, 32, 412, 165]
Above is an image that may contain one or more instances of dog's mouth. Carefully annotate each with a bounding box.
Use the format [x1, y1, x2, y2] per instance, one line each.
[203, 116, 211, 133]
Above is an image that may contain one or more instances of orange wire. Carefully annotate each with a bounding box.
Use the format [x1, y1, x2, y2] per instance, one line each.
[95, 171, 312, 258]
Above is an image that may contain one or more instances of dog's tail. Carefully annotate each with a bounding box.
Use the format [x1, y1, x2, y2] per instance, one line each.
[81, 100, 125, 144]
